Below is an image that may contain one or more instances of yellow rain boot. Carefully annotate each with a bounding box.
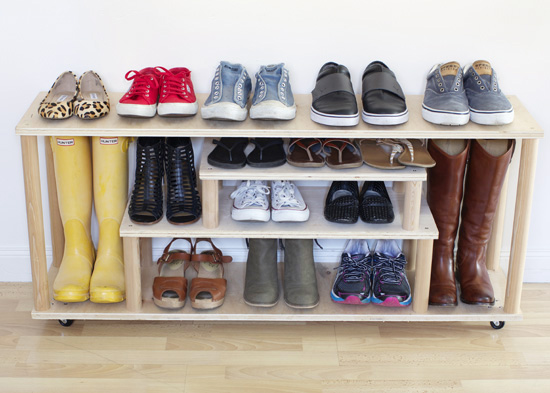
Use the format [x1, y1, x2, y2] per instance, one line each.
[89, 136, 129, 303]
[51, 136, 95, 302]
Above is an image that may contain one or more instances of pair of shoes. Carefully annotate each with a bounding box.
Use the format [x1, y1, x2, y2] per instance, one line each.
[129, 137, 201, 225]
[153, 238, 232, 310]
[422, 60, 514, 126]
[244, 239, 319, 309]
[427, 139, 515, 306]
[39, 71, 109, 120]
[207, 137, 286, 168]
[230, 180, 309, 222]
[201, 61, 296, 121]
[287, 138, 362, 169]
[324, 181, 394, 224]
[117, 67, 198, 117]
[331, 239, 411, 307]
[310, 61, 408, 127]
[359, 138, 435, 169]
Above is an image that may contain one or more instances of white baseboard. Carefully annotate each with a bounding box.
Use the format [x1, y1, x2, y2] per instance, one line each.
[1, 246, 549, 283]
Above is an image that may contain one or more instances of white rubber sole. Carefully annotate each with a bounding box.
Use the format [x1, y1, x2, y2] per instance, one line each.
[231, 207, 270, 222]
[362, 109, 409, 125]
[310, 107, 359, 126]
[422, 105, 469, 126]
[469, 108, 514, 125]
[201, 102, 247, 121]
[271, 208, 310, 222]
[157, 101, 198, 117]
[116, 103, 157, 118]
[250, 101, 296, 120]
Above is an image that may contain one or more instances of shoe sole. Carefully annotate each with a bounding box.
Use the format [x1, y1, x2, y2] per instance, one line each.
[362, 109, 409, 125]
[157, 102, 198, 117]
[371, 294, 412, 307]
[191, 298, 224, 310]
[330, 290, 370, 304]
[271, 208, 310, 222]
[54, 290, 89, 303]
[250, 101, 296, 120]
[284, 298, 320, 309]
[469, 107, 514, 125]
[153, 297, 186, 309]
[421, 105, 469, 126]
[201, 102, 247, 121]
[231, 208, 270, 222]
[90, 288, 125, 304]
[116, 103, 157, 117]
[243, 298, 279, 307]
[310, 107, 359, 127]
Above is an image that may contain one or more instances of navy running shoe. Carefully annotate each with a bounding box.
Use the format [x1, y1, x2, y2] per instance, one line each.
[371, 240, 411, 307]
[331, 239, 371, 304]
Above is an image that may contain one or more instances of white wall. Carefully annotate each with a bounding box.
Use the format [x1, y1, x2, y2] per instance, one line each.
[1, 0, 548, 281]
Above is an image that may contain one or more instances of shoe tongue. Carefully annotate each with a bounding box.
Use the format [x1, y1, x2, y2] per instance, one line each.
[473, 60, 492, 76]
[440, 62, 460, 77]
[350, 253, 364, 262]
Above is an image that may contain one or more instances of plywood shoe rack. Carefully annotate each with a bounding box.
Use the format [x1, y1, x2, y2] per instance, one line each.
[16, 92, 543, 326]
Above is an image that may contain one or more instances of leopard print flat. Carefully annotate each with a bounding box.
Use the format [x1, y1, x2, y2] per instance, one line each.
[75, 70, 110, 119]
[38, 71, 78, 119]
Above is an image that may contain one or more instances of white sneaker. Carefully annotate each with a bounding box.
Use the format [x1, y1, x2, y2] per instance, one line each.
[230, 181, 270, 221]
[271, 181, 310, 222]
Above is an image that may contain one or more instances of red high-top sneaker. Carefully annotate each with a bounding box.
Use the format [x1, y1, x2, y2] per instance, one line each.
[157, 67, 198, 117]
[116, 67, 161, 117]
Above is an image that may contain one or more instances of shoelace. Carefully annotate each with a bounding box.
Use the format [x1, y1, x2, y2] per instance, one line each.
[336, 254, 371, 283]
[124, 69, 161, 98]
[373, 253, 407, 284]
[230, 181, 270, 208]
[273, 181, 301, 208]
[156, 67, 191, 98]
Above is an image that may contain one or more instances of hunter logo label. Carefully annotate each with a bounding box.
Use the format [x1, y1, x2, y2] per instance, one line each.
[56, 138, 75, 146]
[100, 137, 118, 145]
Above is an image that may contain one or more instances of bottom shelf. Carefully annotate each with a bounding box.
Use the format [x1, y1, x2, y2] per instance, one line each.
[33, 262, 521, 323]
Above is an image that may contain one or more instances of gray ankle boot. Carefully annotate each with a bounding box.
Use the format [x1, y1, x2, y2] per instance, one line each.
[244, 238, 279, 307]
[283, 239, 320, 309]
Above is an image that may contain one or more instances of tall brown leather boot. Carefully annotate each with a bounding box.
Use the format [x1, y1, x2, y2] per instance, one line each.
[427, 139, 470, 306]
[457, 139, 515, 305]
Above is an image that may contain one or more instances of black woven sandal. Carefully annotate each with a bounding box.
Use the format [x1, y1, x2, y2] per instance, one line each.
[247, 138, 286, 168]
[324, 181, 359, 224]
[129, 137, 165, 224]
[359, 181, 395, 224]
[165, 137, 202, 225]
[207, 137, 249, 169]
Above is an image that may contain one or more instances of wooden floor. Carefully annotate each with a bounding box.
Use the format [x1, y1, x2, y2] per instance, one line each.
[1, 283, 549, 393]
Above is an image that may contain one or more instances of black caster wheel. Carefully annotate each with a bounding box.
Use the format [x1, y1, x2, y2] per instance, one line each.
[490, 321, 505, 330]
[58, 319, 74, 327]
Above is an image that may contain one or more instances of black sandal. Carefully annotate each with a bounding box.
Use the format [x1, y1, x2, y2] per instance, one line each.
[207, 137, 248, 169]
[324, 181, 359, 224]
[129, 137, 165, 224]
[165, 137, 202, 225]
[359, 181, 394, 224]
[247, 138, 286, 168]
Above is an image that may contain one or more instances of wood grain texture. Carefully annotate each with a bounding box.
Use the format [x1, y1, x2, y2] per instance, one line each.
[20, 136, 49, 312]
[16, 93, 544, 139]
[487, 169, 510, 271]
[1, 282, 549, 393]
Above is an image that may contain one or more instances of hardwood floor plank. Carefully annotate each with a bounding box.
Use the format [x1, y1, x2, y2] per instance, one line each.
[16, 336, 167, 351]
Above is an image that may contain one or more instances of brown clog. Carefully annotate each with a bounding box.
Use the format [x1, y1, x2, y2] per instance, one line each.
[322, 138, 362, 169]
[287, 138, 325, 167]
[189, 238, 232, 310]
[152, 238, 193, 309]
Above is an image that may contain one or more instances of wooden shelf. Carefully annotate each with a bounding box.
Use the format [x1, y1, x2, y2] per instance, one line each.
[199, 138, 427, 181]
[119, 186, 438, 239]
[32, 263, 519, 322]
[16, 93, 542, 139]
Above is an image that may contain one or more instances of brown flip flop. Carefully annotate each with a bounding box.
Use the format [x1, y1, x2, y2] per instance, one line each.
[287, 138, 325, 167]
[396, 139, 436, 168]
[322, 138, 363, 169]
[359, 139, 406, 170]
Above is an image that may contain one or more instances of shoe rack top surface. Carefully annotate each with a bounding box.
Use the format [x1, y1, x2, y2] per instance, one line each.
[119, 186, 438, 239]
[16, 92, 543, 139]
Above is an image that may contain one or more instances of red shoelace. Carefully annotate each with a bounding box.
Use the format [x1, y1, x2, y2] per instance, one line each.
[124, 69, 161, 99]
